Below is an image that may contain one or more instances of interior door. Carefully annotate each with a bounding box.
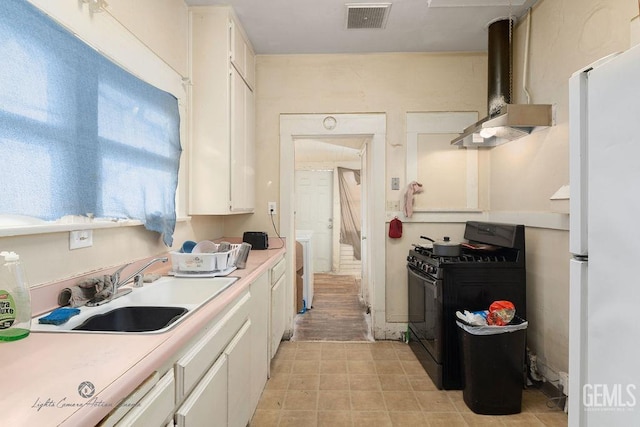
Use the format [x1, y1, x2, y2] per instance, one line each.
[295, 170, 333, 272]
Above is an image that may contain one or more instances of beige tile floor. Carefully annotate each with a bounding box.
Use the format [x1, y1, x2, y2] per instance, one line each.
[250, 341, 568, 427]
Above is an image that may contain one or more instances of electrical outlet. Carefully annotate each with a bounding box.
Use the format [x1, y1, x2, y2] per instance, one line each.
[268, 201, 277, 215]
[559, 371, 569, 395]
[69, 230, 93, 250]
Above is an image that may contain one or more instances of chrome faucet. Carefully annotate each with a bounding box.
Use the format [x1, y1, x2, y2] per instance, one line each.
[87, 257, 168, 307]
[111, 257, 168, 292]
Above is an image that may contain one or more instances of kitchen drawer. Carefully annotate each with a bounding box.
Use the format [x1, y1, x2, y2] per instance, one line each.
[116, 370, 175, 427]
[175, 291, 250, 400]
[271, 256, 286, 285]
[98, 372, 159, 427]
[175, 353, 228, 427]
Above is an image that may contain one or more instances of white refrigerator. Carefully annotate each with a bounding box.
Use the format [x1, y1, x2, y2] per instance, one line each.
[569, 45, 640, 426]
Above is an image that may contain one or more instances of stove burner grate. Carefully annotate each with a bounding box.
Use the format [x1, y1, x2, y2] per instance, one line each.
[412, 246, 513, 264]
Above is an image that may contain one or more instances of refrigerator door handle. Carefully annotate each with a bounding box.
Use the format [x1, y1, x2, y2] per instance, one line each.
[569, 70, 589, 256]
[568, 51, 622, 258]
[569, 258, 588, 427]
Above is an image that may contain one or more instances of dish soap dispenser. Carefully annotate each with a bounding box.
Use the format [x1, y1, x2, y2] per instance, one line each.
[0, 251, 31, 342]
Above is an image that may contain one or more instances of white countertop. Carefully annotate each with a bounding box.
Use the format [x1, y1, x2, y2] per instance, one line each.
[0, 244, 285, 427]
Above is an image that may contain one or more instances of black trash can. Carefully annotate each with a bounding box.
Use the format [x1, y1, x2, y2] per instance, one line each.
[457, 317, 528, 415]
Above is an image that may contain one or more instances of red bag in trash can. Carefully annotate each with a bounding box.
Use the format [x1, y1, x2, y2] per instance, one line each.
[486, 300, 515, 326]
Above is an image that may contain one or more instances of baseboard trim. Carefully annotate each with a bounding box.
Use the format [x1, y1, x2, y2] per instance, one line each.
[530, 380, 567, 412]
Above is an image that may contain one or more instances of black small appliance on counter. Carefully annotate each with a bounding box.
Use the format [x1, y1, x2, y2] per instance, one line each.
[243, 231, 269, 250]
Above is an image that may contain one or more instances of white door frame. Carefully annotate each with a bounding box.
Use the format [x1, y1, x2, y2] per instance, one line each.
[280, 113, 387, 339]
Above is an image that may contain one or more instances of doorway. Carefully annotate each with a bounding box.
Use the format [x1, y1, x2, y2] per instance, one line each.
[280, 113, 386, 340]
[293, 138, 369, 341]
[294, 137, 365, 274]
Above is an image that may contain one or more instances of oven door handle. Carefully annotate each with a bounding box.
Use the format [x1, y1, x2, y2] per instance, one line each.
[408, 267, 438, 299]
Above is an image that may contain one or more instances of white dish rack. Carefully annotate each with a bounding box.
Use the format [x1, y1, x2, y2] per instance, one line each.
[170, 244, 241, 274]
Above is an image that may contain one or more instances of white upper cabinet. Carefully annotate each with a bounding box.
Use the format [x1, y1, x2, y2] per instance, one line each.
[230, 67, 255, 212]
[189, 6, 256, 214]
[230, 18, 255, 89]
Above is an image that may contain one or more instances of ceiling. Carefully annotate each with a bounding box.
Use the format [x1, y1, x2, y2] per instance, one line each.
[184, 0, 539, 55]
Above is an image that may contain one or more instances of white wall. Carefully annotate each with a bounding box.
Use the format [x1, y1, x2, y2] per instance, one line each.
[107, 0, 189, 76]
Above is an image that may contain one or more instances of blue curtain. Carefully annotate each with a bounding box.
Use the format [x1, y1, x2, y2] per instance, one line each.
[0, 0, 182, 246]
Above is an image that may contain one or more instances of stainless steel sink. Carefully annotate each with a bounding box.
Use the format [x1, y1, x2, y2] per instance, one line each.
[73, 306, 189, 332]
[32, 276, 238, 334]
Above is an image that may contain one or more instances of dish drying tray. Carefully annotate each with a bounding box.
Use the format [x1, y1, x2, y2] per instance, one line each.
[169, 244, 241, 275]
[168, 266, 237, 278]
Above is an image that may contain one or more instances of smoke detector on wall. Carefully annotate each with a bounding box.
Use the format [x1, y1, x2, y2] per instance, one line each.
[346, 3, 392, 29]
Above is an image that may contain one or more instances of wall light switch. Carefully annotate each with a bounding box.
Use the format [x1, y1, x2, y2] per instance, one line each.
[70, 230, 93, 250]
[391, 177, 400, 190]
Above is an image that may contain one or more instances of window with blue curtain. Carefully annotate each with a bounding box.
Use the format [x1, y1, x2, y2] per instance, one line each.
[0, 0, 182, 246]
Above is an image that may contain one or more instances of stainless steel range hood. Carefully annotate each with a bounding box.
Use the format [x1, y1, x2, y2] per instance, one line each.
[451, 103, 553, 147]
[451, 18, 552, 148]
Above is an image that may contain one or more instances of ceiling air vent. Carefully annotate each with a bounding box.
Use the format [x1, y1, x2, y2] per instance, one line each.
[346, 3, 391, 29]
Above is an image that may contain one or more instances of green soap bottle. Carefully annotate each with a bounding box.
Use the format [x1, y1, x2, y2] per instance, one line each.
[0, 251, 31, 342]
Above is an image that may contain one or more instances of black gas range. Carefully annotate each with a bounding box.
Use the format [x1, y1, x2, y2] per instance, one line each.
[407, 221, 527, 390]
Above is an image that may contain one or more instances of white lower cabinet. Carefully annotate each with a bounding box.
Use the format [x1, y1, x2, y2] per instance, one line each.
[225, 320, 251, 427]
[116, 370, 175, 426]
[270, 274, 286, 359]
[175, 292, 251, 401]
[174, 316, 252, 427]
[270, 255, 287, 360]
[175, 354, 227, 427]
[249, 272, 270, 410]
[104, 269, 276, 427]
